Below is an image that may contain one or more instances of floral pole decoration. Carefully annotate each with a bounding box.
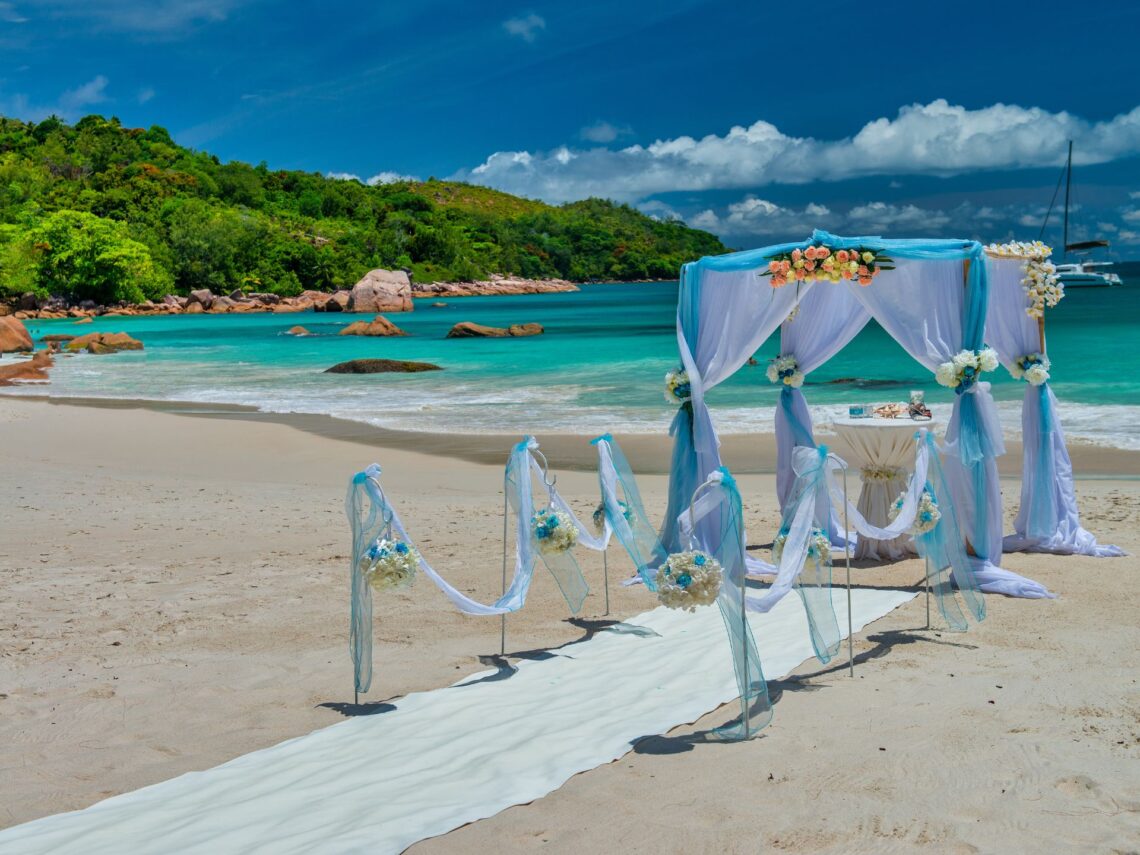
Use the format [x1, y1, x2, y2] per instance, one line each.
[766, 354, 804, 388]
[532, 507, 579, 554]
[985, 241, 1063, 319]
[760, 244, 894, 288]
[655, 550, 722, 612]
[771, 526, 831, 565]
[1010, 352, 1050, 386]
[664, 368, 691, 404]
[362, 537, 420, 591]
[934, 347, 999, 394]
[592, 499, 633, 535]
[889, 489, 941, 535]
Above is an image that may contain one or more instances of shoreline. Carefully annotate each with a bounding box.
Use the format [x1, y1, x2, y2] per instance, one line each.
[5, 393, 1140, 478]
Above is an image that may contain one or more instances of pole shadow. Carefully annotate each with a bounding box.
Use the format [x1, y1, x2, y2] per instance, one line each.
[317, 700, 398, 717]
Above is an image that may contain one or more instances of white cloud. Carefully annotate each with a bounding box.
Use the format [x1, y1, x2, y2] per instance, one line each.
[0, 2, 27, 22]
[326, 171, 418, 186]
[580, 121, 632, 144]
[637, 200, 683, 222]
[1130, 191, 1140, 199]
[686, 196, 1038, 243]
[0, 74, 109, 121]
[1117, 230, 1140, 243]
[58, 75, 109, 113]
[136, 86, 155, 104]
[457, 99, 1140, 204]
[503, 12, 545, 42]
[366, 171, 416, 185]
[33, 0, 237, 33]
[1122, 208, 1140, 223]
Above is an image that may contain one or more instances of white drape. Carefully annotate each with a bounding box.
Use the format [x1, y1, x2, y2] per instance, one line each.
[984, 257, 1122, 557]
[775, 284, 871, 519]
[844, 258, 1006, 562]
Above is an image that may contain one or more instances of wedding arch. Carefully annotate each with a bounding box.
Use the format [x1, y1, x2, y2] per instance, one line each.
[660, 229, 1120, 599]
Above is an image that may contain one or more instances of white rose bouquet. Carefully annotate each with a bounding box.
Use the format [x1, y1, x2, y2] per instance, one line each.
[1010, 352, 1050, 386]
[362, 537, 419, 591]
[655, 550, 722, 612]
[532, 508, 578, 554]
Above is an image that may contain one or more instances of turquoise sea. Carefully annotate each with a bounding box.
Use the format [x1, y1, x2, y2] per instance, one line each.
[5, 277, 1140, 450]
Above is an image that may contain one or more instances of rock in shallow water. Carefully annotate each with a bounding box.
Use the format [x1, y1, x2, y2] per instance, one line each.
[325, 358, 442, 374]
[0, 316, 33, 353]
[64, 332, 144, 354]
[445, 321, 544, 338]
[338, 316, 406, 337]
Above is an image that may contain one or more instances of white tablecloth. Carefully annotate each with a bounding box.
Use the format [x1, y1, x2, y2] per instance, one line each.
[832, 417, 937, 561]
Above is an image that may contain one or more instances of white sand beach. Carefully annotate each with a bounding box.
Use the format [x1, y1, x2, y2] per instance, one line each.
[2, 396, 1138, 852]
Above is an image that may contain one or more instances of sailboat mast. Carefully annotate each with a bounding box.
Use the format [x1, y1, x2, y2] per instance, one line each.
[1062, 140, 1072, 253]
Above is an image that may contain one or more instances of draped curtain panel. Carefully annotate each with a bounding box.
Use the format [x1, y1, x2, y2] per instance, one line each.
[775, 284, 870, 542]
[984, 257, 1122, 557]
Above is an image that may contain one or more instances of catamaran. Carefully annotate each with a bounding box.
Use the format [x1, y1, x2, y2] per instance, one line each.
[1041, 141, 1122, 287]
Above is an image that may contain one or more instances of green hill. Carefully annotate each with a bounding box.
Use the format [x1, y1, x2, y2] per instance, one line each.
[0, 114, 726, 305]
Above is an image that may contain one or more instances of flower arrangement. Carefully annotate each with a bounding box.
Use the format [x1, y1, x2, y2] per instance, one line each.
[361, 537, 419, 591]
[1010, 352, 1050, 386]
[655, 550, 722, 612]
[771, 526, 831, 565]
[934, 347, 999, 394]
[592, 499, 633, 534]
[532, 507, 578, 554]
[861, 465, 905, 482]
[985, 241, 1063, 319]
[889, 489, 941, 535]
[766, 354, 804, 388]
[760, 244, 894, 288]
[664, 368, 691, 404]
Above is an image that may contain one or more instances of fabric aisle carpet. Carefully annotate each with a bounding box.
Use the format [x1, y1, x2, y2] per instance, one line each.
[0, 588, 914, 854]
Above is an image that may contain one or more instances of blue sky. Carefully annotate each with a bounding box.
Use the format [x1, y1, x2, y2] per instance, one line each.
[2, 0, 1139, 254]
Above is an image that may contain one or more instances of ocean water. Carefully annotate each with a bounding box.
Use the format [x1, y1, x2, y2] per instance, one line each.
[5, 278, 1140, 450]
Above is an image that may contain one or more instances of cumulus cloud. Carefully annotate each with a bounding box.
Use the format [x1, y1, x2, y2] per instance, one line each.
[457, 99, 1140, 204]
[503, 12, 545, 42]
[579, 120, 632, 144]
[688, 196, 1028, 243]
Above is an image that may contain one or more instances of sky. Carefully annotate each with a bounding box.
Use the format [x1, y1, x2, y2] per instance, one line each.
[1, 0, 1139, 255]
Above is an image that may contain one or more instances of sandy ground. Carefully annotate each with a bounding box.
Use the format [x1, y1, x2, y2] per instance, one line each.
[1, 396, 1138, 853]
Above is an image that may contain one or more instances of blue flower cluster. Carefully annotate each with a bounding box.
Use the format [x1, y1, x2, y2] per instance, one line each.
[367, 539, 410, 559]
[534, 508, 559, 540]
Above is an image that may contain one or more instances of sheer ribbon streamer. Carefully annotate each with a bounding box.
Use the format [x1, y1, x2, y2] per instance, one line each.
[680, 468, 772, 740]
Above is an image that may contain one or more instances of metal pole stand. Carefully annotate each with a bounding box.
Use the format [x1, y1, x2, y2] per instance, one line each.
[500, 487, 508, 657]
[827, 452, 855, 678]
[924, 555, 932, 631]
[602, 549, 611, 616]
[741, 554, 750, 740]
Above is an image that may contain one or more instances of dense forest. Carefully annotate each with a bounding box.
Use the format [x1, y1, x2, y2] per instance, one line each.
[0, 114, 726, 305]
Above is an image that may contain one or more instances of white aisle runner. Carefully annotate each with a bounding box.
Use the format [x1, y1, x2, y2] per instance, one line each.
[0, 588, 914, 854]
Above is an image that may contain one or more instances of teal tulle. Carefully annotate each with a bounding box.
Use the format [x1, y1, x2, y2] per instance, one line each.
[345, 469, 387, 695]
[913, 432, 986, 629]
[1027, 384, 1059, 539]
[660, 402, 700, 555]
[699, 468, 772, 741]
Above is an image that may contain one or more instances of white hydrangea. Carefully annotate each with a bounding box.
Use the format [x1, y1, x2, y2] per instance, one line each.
[977, 347, 999, 373]
[655, 550, 722, 612]
[532, 508, 578, 554]
[767, 354, 804, 388]
[890, 490, 941, 535]
[1011, 352, 1051, 386]
[935, 347, 998, 391]
[771, 527, 830, 565]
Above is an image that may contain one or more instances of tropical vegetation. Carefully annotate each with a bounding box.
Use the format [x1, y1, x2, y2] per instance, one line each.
[0, 114, 726, 304]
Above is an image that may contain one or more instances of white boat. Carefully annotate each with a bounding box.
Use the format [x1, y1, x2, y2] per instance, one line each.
[1039, 141, 1122, 287]
[1055, 261, 1123, 288]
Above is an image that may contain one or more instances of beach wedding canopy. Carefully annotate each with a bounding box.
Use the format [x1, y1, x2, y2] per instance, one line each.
[661, 229, 1120, 599]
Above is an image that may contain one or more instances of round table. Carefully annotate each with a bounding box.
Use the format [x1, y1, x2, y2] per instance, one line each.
[831, 417, 937, 561]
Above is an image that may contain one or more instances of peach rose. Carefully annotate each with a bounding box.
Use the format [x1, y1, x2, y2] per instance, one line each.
[791, 248, 802, 262]
[858, 275, 872, 286]
[768, 260, 781, 273]
[858, 265, 869, 276]
[836, 249, 849, 263]
[795, 268, 806, 281]
[804, 260, 815, 272]
[780, 259, 791, 273]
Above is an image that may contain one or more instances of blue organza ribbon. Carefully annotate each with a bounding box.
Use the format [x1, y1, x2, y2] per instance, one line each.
[591, 434, 665, 586]
[913, 431, 986, 629]
[1027, 384, 1059, 539]
[688, 467, 772, 741]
